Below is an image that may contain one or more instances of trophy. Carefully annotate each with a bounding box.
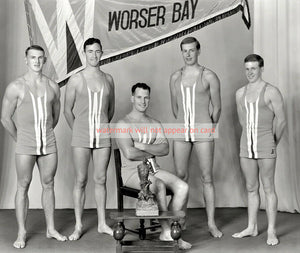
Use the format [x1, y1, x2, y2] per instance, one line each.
[136, 158, 159, 216]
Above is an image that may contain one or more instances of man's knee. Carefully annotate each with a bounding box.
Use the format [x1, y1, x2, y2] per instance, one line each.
[176, 170, 188, 181]
[174, 180, 189, 197]
[17, 178, 32, 192]
[75, 177, 88, 189]
[262, 181, 275, 195]
[41, 176, 54, 189]
[201, 173, 213, 185]
[246, 183, 259, 193]
[93, 175, 106, 186]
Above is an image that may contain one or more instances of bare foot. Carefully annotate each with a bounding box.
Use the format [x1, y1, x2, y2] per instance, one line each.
[267, 231, 279, 246]
[69, 228, 83, 241]
[159, 229, 172, 241]
[209, 225, 223, 238]
[13, 232, 26, 249]
[98, 224, 113, 236]
[46, 230, 68, 241]
[178, 239, 192, 250]
[232, 226, 258, 238]
[159, 230, 192, 250]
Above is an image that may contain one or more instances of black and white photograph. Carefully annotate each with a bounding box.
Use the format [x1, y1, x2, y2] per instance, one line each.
[0, 0, 299, 252]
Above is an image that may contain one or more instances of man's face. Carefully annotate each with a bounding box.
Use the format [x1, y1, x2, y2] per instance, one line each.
[131, 88, 150, 113]
[245, 61, 263, 83]
[181, 42, 199, 66]
[84, 43, 102, 67]
[25, 49, 45, 73]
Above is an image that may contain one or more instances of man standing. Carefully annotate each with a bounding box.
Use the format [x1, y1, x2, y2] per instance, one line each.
[1, 45, 67, 248]
[232, 54, 286, 246]
[64, 38, 115, 239]
[116, 83, 191, 250]
[169, 37, 222, 237]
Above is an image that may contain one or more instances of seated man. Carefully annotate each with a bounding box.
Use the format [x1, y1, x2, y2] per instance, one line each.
[116, 83, 192, 250]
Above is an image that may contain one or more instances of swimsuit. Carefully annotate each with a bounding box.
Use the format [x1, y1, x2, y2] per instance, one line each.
[239, 84, 276, 159]
[15, 78, 57, 155]
[71, 72, 111, 148]
[174, 67, 213, 142]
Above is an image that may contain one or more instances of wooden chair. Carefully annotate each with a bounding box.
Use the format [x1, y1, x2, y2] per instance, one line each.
[113, 149, 173, 239]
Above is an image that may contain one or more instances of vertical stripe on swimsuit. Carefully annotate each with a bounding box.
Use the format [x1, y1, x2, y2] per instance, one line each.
[180, 83, 196, 141]
[29, 91, 48, 155]
[87, 87, 104, 148]
[244, 95, 260, 159]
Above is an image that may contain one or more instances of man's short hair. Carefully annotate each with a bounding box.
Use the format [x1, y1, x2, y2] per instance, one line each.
[131, 83, 151, 95]
[83, 38, 102, 51]
[244, 54, 264, 67]
[180, 37, 201, 50]
[25, 45, 45, 56]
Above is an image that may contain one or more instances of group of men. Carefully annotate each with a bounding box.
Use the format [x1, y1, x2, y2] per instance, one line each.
[1, 36, 285, 249]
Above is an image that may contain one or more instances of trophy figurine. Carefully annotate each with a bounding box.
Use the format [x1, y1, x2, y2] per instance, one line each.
[136, 158, 159, 216]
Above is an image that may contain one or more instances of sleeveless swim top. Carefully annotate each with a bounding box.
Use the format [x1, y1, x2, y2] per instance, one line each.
[240, 84, 276, 159]
[15, 78, 57, 155]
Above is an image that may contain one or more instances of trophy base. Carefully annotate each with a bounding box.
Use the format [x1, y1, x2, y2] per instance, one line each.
[136, 200, 159, 216]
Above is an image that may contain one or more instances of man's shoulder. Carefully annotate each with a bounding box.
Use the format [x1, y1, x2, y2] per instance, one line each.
[102, 71, 113, 83]
[236, 85, 246, 96]
[265, 83, 282, 99]
[67, 71, 83, 88]
[202, 67, 219, 82]
[6, 77, 25, 95]
[44, 76, 59, 91]
[170, 70, 181, 82]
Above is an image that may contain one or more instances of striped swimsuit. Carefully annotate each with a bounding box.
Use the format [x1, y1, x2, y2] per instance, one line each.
[174, 67, 213, 142]
[71, 72, 111, 148]
[239, 84, 276, 159]
[15, 79, 57, 155]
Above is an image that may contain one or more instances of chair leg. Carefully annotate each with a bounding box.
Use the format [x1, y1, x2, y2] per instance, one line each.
[139, 219, 146, 240]
[118, 192, 124, 212]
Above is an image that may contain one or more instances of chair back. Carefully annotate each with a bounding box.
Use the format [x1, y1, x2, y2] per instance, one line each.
[114, 149, 124, 188]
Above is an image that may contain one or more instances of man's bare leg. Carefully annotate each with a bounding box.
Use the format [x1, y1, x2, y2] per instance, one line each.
[259, 158, 278, 246]
[232, 158, 259, 238]
[126, 170, 191, 250]
[37, 153, 67, 242]
[154, 170, 192, 250]
[14, 154, 36, 248]
[92, 147, 113, 236]
[69, 147, 91, 240]
[194, 142, 222, 238]
[172, 141, 192, 229]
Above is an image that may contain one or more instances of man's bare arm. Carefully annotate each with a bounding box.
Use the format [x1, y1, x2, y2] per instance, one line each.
[206, 70, 221, 123]
[267, 86, 286, 145]
[133, 122, 169, 156]
[1, 82, 19, 141]
[116, 121, 153, 161]
[106, 73, 115, 122]
[169, 72, 179, 119]
[50, 79, 61, 128]
[63, 75, 78, 129]
[236, 87, 244, 126]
